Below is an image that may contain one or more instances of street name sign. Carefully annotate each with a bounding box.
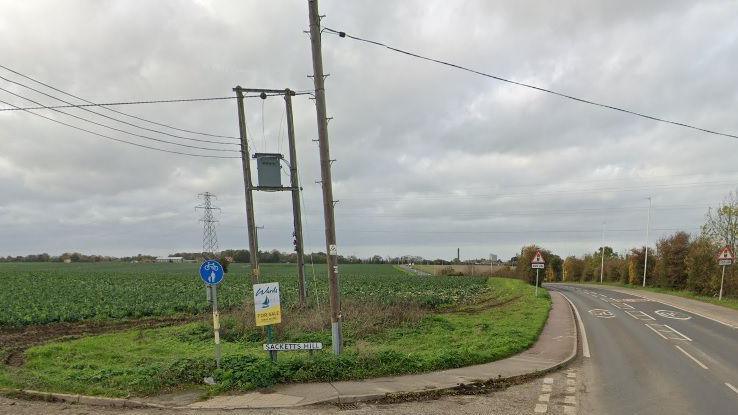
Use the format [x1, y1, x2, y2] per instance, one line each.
[253, 282, 282, 326]
[263, 342, 323, 351]
[200, 260, 224, 285]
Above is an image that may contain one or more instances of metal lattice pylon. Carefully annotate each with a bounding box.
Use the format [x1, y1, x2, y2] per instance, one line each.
[196, 192, 220, 255]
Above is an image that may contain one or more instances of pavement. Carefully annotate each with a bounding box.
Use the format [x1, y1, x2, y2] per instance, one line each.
[549, 283, 738, 415]
[187, 291, 576, 409]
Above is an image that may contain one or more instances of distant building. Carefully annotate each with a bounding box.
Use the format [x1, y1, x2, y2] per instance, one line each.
[156, 257, 184, 263]
[489, 254, 498, 263]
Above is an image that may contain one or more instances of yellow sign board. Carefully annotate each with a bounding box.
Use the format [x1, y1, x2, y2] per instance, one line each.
[253, 282, 281, 326]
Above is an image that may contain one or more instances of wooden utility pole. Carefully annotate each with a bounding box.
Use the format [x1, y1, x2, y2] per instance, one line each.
[234, 86, 260, 284]
[285, 89, 307, 306]
[308, 0, 342, 354]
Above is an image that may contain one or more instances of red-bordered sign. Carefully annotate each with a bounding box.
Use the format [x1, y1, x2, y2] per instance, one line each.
[531, 250, 545, 264]
[718, 246, 734, 266]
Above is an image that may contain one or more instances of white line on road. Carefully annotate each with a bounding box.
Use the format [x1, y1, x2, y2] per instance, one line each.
[726, 383, 738, 395]
[663, 324, 693, 341]
[645, 323, 669, 340]
[625, 310, 655, 320]
[675, 345, 708, 369]
[613, 290, 737, 329]
[560, 292, 591, 358]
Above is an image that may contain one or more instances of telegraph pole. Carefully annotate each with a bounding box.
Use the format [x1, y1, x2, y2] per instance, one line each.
[235, 86, 260, 284]
[285, 89, 307, 306]
[308, 0, 342, 354]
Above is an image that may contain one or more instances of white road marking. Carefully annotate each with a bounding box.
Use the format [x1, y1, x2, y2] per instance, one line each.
[612, 302, 635, 310]
[541, 384, 552, 392]
[726, 383, 738, 395]
[616, 290, 737, 329]
[538, 393, 550, 402]
[567, 378, 576, 386]
[566, 386, 576, 393]
[563, 405, 577, 414]
[534, 403, 548, 413]
[625, 310, 656, 320]
[645, 323, 692, 341]
[675, 345, 708, 369]
[663, 324, 693, 341]
[564, 396, 577, 405]
[543, 377, 554, 384]
[567, 372, 576, 378]
[560, 292, 591, 357]
[588, 309, 616, 318]
[655, 310, 692, 320]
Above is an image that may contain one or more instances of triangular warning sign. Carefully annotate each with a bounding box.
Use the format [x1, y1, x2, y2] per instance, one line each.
[718, 246, 734, 260]
[532, 250, 545, 264]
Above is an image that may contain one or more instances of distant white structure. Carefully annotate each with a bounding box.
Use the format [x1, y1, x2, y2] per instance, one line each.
[489, 254, 498, 263]
[156, 257, 184, 263]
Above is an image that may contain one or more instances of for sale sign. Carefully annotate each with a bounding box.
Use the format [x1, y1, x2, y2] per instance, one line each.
[253, 282, 282, 326]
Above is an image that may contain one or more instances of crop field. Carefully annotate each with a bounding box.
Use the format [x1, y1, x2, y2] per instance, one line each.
[0, 262, 488, 327]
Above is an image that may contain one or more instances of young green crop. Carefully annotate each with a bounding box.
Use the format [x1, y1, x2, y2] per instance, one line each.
[0, 263, 487, 327]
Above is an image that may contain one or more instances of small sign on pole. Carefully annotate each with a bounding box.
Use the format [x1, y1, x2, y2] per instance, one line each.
[253, 282, 282, 326]
[199, 260, 225, 368]
[717, 246, 734, 301]
[254, 282, 282, 361]
[531, 250, 545, 297]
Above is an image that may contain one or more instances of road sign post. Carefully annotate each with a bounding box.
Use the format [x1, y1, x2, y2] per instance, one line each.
[531, 250, 545, 297]
[717, 246, 734, 301]
[200, 260, 225, 368]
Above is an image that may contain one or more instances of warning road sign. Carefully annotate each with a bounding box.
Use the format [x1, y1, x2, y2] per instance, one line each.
[531, 250, 545, 264]
[717, 246, 734, 266]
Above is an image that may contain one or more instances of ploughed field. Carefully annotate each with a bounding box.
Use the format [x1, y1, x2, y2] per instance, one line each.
[0, 262, 484, 327]
[0, 263, 550, 397]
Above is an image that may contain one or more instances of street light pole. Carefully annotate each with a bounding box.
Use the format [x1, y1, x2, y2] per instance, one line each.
[600, 222, 605, 283]
[642, 196, 651, 287]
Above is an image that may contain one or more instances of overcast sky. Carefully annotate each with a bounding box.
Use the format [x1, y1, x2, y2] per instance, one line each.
[1, 0, 737, 261]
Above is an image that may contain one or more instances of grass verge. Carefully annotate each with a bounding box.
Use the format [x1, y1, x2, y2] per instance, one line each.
[0, 278, 550, 398]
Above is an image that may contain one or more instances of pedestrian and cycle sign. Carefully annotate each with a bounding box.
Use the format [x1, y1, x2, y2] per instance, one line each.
[531, 250, 545, 269]
[253, 282, 282, 326]
[200, 260, 224, 285]
[717, 246, 734, 266]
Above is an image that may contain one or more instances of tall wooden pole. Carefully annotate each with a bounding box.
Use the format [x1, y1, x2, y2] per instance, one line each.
[307, 0, 342, 354]
[285, 89, 307, 306]
[234, 86, 260, 284]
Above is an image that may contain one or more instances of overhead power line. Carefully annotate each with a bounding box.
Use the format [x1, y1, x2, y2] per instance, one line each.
[0, 98, 240, 159]
[323, 27, 738, 141]
[0, 86, 240, 153]
[0, 74, 239, 146]
[0, 64, 241, 140]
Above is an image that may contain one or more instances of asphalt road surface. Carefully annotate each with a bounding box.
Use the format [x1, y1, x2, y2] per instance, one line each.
[550, 284, 738, 415]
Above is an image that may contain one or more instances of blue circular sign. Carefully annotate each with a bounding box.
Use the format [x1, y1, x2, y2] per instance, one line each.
[199, 260, 224, 285]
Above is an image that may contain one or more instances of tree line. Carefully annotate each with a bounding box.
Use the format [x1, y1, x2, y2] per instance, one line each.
[514, 191, 738, 298]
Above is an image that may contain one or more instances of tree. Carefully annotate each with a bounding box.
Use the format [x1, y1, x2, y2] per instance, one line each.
[563, 256, 584, 282]
[702, 190, 738, 250]
[628, 247, 655, 285]
[685, 236, 719, 295]
[654, 232, 690, 289]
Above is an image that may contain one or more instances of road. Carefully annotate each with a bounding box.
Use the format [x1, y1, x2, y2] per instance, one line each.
[550, 284, 738, 415]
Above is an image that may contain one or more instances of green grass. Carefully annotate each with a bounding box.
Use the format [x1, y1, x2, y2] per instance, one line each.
[0, 263, 487, 327]
[0, 277, 550, 397]
[567, 281, 738, 312]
